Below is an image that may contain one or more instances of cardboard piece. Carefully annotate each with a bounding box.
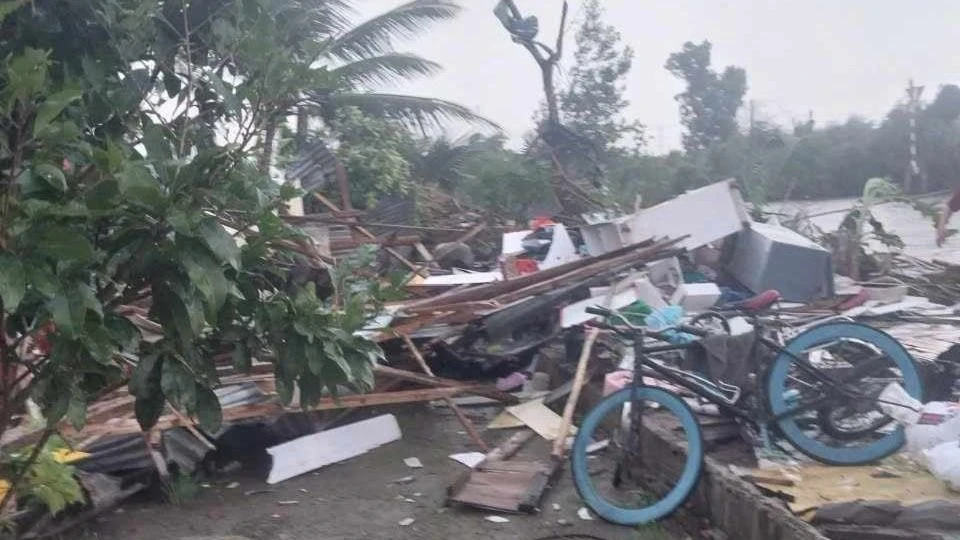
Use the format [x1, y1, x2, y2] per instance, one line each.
[266, 414, 401, 484]
[505, 399, 576, 441]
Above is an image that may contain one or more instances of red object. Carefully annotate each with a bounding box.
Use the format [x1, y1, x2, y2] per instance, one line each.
[514, 259, 539, 275]
[33, 321, 55, 355]
[739, 290, 781, 313]
[529, 216, 555, 230]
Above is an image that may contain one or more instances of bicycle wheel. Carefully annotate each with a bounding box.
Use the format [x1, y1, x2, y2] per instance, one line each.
[571, 387, 704, 525]
[766, 321, 923, 465]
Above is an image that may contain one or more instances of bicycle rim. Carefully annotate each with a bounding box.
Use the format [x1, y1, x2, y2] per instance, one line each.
[766, 322, 923, 465]
[571, 387, 704, 525]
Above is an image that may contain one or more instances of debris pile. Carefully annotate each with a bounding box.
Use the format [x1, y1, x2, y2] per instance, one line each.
[8, 176, 960, 539]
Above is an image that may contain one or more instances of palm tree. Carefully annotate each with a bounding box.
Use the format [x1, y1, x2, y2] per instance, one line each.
[266, 0, 498, 172]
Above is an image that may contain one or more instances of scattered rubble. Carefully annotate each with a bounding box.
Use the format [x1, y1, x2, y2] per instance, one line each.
[10, 177, 960, 540]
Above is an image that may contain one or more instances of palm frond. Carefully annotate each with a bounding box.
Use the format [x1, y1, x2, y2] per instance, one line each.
[321, 92, 501, 132]
[330, 53, 442, 90]
[304, 0, 354, 37]
[326, 0, 461, 61]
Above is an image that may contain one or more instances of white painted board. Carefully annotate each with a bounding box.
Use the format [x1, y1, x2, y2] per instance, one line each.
[417, 271, 503, 286]
[501, 230, 531, 255]
[266, 414, 401, 484]
[622, 179, 749, 249]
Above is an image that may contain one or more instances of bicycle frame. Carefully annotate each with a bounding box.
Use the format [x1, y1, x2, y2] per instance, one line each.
[630, 329, 895, 427]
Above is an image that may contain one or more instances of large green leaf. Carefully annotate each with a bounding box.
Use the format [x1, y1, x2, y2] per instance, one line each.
[48, 284, 86, 337]
[0, 253, 25, 312]
[66, 393, 88, 431]
[129, 354, 160, 397]
[85, 179, 120, 211]
[134, 393, 165, 431]
[34, 226, 94, 264]
[194, 384, 222, 433]
[197, 218, 240, 269]
[32, 163, 68, 193]
[118, 164, 164, 210]
[34, 84, 83, 133]
[161, 357, 196, 411]
[181, 246, 229, 316]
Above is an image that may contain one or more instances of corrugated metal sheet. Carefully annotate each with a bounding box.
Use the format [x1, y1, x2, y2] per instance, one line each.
[366, 194, 415, 227]
[76, 428, 212, 474]
[76, 382, 272, 474]
[286, 140, 338, 192]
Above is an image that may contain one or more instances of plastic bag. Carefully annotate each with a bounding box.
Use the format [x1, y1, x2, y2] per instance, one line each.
[878, 383, 960, 456]
[644, 306, 695, 344]
[923, 441, 960, 491]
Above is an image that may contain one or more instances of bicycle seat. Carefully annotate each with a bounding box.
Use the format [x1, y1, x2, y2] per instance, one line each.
[727, 290, 781, 314]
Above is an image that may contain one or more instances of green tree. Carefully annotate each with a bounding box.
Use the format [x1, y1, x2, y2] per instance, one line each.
[0, 0, 442, 518]
[559, 0, 644, 154]
[250, 0, 499, 171]
[456, 135, 554, 220]
[665, 41, 748, 152]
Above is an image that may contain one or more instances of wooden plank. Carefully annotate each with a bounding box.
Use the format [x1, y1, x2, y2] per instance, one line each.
[329, 235, 421, 250]
[374, 364, 519, 405]
[399, 333, 488, 452]
[266, 414, 401, 484]
[70, 387, 474, 438]
[314, 193, 420, 273]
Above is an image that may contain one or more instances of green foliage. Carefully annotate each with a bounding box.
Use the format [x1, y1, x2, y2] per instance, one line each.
[559, 0, 644, 153]
[454, 135, 554, 220]
[666, 41, 748, 153]
[331, 108, 415, 208]
[3, 438, 83, 516]
[0, 0, 403, 462]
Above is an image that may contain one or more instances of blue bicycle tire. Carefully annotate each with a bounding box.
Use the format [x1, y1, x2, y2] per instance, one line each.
[571, 387, 704, 525]
[766, 321, 923, 465]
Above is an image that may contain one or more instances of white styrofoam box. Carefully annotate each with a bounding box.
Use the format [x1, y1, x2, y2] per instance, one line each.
[670, 282, 721, 313]
[621, 179, 750, 249]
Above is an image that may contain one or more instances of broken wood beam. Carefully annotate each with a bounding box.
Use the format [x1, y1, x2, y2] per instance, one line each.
[329, 234, 421, 250]
[313, 193, 421, 273]
[374, 365, 519, 405]
[68, 386, 482, 438]
[404, 237, 683, 310]
[399, 333, 489, 452]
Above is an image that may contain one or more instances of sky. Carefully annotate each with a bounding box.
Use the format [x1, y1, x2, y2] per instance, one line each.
[357, 0, 960, 152]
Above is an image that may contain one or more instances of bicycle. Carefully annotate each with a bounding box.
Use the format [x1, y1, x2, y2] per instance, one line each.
[570, 305, 924, 525]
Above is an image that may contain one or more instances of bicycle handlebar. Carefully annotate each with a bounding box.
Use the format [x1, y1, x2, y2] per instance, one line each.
[584, 305, 708, 340]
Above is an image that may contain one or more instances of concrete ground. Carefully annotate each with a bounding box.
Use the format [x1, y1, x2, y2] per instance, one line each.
[77, 405, 678, 540]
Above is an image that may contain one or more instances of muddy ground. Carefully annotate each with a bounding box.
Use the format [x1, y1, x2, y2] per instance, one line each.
[77, 405, 679, 540]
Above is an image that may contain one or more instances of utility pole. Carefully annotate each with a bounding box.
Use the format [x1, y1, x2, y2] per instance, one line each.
[905, 79, 925, 194]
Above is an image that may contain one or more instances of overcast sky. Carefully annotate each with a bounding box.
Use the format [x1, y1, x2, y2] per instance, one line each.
[357, 0, 960, 152]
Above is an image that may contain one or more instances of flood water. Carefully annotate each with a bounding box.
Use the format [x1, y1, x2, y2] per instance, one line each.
[769, 197, 960, 265]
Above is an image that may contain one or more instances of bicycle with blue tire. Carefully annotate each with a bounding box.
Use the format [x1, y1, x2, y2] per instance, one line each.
[571, 306, 924, 526]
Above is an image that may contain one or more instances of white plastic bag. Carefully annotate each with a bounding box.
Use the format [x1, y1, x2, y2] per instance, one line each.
[878, 383, 960, 456]
[923, 441, 960, 492]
